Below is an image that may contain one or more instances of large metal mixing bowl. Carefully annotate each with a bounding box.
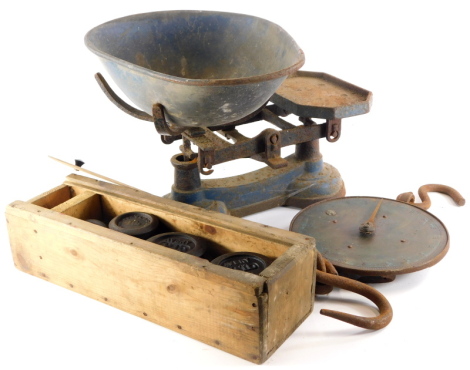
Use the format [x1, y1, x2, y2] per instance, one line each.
[85, 11, 304, 127]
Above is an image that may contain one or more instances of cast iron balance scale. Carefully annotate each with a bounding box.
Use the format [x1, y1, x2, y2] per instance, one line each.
[80, 11, 465, 331]
[86, 11, 364, 217]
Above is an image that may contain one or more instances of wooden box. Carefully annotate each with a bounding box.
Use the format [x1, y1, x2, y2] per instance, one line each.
[5, 174, 316, 364]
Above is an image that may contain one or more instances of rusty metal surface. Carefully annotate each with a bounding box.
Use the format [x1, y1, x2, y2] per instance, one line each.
[85, 11, 304, 127]
[315, 252, 338, 295]
[396, 184, 466, 209]
[314, 252, 392, 330]
[179, 108, 328, 173]
[93, 68, 355, 177]
[290, 197, 450, 277]
[326, 119, 341, 142]
[271, 71, 372, 119]
[316, 270, 393, 330]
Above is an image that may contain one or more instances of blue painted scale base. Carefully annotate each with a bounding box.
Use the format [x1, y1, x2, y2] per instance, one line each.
[166, 154, 345, 217]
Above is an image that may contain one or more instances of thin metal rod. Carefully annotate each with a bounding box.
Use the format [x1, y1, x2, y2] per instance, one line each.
[359, 198, 383, 235]
[365, 198, 383, 224]
[48, 156, 141, 191]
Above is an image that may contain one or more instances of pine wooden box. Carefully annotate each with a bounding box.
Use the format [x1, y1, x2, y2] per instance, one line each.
[5, 174, 316, 364]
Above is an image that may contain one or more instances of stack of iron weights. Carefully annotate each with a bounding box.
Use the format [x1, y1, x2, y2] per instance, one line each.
[101, 211, 272, 274]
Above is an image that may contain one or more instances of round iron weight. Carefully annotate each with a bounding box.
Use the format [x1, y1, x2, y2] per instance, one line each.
[109, 212, 160, 239]
[211, 252, 271, 275]
[147, 232, 207, 257]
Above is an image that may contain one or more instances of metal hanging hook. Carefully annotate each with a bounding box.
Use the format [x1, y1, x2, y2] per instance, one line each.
[396, 184, 465, 210]
[315, 253, 338, 295]
[316, 270, 393, 330]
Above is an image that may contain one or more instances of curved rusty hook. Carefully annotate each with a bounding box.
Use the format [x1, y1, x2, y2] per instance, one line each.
[396, 184, 465, 210]
[315, 253, 338, 295]
[316, 270, 393, 330]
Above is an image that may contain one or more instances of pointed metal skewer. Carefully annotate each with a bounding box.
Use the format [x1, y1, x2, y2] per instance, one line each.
[48, 156, 141, 191]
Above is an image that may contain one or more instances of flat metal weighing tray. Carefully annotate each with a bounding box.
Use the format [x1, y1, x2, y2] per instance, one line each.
[271, 71, 372, 119]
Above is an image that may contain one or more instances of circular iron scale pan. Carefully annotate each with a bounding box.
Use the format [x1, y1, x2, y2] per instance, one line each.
[290, 196, 449, 277]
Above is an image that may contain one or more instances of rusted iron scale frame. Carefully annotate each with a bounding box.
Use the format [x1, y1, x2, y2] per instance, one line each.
[95, 71, 343, 172]
[181, 109, 339, 170]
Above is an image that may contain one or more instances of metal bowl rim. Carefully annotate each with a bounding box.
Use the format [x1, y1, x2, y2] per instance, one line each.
[84, 10, 305, 87]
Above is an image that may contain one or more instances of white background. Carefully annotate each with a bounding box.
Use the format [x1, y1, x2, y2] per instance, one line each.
[1, 1, 469, 369]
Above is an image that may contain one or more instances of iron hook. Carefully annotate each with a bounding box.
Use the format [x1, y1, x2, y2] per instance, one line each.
[316, 270, 393, 330]
[396, 184, 465, 210]
[315, 252, 338, 295]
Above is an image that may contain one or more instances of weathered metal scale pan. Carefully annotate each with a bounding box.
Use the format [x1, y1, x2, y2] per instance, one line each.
[85, 10, 305, 127]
